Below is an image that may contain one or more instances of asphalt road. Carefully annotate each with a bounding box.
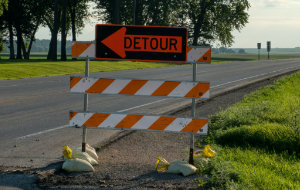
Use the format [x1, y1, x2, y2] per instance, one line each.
[1, 59, 300, 141]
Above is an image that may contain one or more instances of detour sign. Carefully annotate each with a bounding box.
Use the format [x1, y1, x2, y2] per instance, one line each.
[95, 24, 187, 62]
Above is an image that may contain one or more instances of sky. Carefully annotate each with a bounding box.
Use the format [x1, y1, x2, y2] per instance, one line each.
[35, 0, 300, 48]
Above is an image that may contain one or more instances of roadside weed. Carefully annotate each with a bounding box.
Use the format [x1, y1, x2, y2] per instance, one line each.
[197, 71, 300, 189]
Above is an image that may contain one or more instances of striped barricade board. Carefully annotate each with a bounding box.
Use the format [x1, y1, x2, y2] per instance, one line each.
[187, 47, 211, 63]
[72, 42, 95, 58]
[70, 77, 210, 99]
[70, 112, 208, 134]
[72, 42, 211, 63]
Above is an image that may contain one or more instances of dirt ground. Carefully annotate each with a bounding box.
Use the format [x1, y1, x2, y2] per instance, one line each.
[0, 74, 291, 190]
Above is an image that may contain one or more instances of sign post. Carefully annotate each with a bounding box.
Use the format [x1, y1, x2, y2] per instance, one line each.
[267, 41, 271, 59]
[82, 57, 89, 152]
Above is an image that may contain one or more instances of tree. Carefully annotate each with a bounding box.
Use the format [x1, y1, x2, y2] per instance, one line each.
[61, 0, 67, 61]
[46, 0, 60, 60]
[67, 0, 90, 60]
[94, 0, 178, 26]
[0, 0, 8, 54]
[1, 0, 48, 59]
[180, 0, 250, 46]
[238, 49, 246, 54]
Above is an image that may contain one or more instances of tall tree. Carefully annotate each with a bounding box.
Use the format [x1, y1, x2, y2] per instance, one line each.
[67, 0, 90, 60]
[46, 0, 60, 60]
[0, 0, 8, 54]
[1, 0, 48, 59]
[94, 0, 176, 26]
[61, 0, 67, 61]
[180, 0, 250, 46]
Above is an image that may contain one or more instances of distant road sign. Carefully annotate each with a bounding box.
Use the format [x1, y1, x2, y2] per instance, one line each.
[187, 47, 211, 63]
[267, 41, 271, 52]
[95, 24, 187, 62]
[257, 43, 261, 49]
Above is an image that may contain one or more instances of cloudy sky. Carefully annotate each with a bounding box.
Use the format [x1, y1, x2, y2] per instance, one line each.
[36, 0, 300, 48]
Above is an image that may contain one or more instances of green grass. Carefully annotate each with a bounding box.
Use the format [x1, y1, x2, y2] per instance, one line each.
[197, 71, 300, 189]
[0, 59, 184, 80]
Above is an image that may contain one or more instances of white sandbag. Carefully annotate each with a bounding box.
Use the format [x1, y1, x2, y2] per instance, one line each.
[62, 158, 94, 172]
[74, 144, 98, 161]
[166, 160, 186, 174]
[167, 160, 197, 176]
[72, 150, 98, 166]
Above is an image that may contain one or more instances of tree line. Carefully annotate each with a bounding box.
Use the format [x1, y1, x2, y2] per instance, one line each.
[0, 0, 250, 61]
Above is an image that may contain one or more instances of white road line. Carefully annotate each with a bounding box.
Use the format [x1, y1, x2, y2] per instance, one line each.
[17, 125, 69, 139]
[211, 65, 300, 89]
[117, 99, 167, 112]
[16, 65, 300, 140]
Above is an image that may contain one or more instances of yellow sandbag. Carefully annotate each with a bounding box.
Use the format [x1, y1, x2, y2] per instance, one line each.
[74, 144, 98, 161]
[166, 160, 197, 176]
[72, 150, 98, 166]
[202, 145, 216, 158]
[155, 156, 170, 172]
[62, 158, 94, 172]
[63, 146, 72, 159]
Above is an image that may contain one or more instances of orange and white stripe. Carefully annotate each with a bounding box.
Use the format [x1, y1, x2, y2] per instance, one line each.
[187, 47, 211, 63]
[70, 77, 209, 99]
[72, 42, 95, 58]
[70, 112, 208, 134]
[72, 42, 210, 63]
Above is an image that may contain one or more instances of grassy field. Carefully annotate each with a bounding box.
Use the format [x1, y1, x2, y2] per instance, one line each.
[196, 71, 300, 189]
[0, 53, 300, 80]
[0, 58, 184, 80]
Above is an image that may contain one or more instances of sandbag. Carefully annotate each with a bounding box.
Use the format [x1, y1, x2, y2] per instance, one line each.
[63, 146, 72, 159]
[202, 145, 215, 158]
[167, 160, 197, 176]
[155, 156, 170, 172]
[72, 150, 98, 166]
[62, 158, 94, 172]
[74, 144, 98, 161]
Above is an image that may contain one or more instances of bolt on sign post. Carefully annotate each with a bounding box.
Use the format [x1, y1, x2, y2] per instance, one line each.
[70, 24, 211, 165]
[95, 24, 187, 62]
[267, 41, 271, 59]
[257, 43, 261, 60]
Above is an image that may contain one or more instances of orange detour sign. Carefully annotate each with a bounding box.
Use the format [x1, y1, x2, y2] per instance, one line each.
[70, 77, 210, 99]
[72, 42, 94, 58]
[187, 47, 211, 63]
[70, 112, 208, 134]
[95, 24, 187, 62]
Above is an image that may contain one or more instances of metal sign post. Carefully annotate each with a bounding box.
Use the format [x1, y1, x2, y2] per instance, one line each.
[267, 41, 271, 60]
[82, 57, 89, 152]
[189, 62, 197, 165]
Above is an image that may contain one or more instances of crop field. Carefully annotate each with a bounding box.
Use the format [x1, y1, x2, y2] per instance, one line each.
[197, 71, 300, 189]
